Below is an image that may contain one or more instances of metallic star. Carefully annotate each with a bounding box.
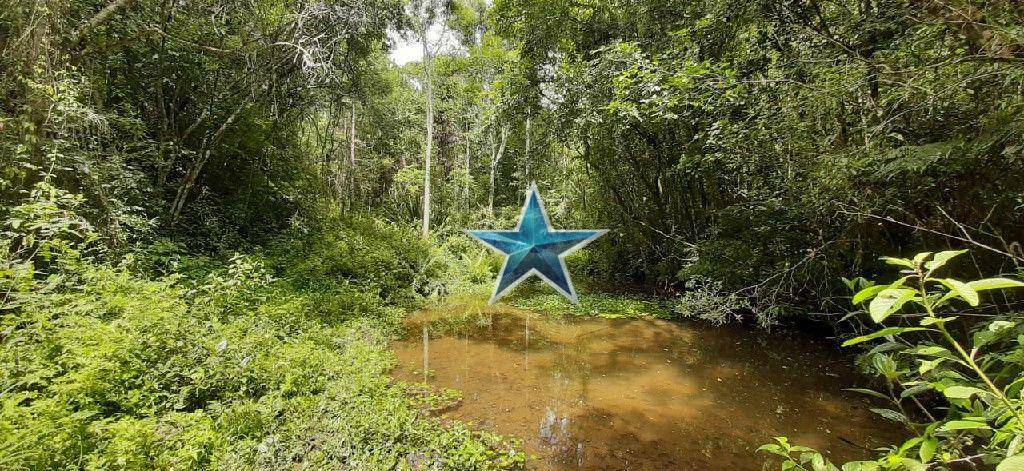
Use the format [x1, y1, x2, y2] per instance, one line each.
[467, 183, 607, 304]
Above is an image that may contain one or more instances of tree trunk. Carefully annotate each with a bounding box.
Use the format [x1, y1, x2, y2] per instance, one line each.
[348, 100, 357, 208]
[72, 0, 137, 46]
[464, 122, 471, 209]
[488, 124, 509, 215]
[524, 115, 531, 183]
[420, 36, 434, 238]
[168, 103, 245, 223]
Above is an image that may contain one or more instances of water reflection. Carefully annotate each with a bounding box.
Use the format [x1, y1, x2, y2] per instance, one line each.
[391, 304, 904, 470]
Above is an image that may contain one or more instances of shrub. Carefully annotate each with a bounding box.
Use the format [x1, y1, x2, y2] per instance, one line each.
[761, 250, 1024, 470]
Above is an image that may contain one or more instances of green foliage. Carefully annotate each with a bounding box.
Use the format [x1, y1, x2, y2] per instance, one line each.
[271, 214, 435, 305]
[672, 276, 751, 326]
[765, 250, 1024, 470]
[509, 289, 672, 319]
[0, 192, 524, 469]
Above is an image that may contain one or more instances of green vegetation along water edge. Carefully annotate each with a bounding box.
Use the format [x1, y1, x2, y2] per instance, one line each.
[3, 0, 1024, 469]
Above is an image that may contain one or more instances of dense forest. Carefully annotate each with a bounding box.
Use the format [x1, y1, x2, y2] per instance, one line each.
[2, 0, 1024, 469]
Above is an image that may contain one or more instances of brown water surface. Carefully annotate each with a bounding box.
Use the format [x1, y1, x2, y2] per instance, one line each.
[391, 303, 904, 470]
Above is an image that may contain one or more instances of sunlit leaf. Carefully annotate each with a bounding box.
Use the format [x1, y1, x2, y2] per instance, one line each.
[852, 285, 887, 305]
[942, 385, 987, 399]
[938, 420, 990, 431]
[868, 288, 918, 323]
[920, 316, 957, 326]
[998, 455, 1024, 471]
[968, 278, 1024, 292]
[842, 327, 927, 346]
[919, 437, 937, 462]
[919, 358, 944, 374]
[882, 256, 915, 269]
[925, 249, 967, 272]
[913, 252, 933, 264]
[940, 278, 979, 306]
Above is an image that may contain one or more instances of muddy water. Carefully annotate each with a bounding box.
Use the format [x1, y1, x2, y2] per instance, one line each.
[391, 304, 905, 470]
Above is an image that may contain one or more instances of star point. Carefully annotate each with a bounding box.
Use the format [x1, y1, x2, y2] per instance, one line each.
[468, 183, 607, 305]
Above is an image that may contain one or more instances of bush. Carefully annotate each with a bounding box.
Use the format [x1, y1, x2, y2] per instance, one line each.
[762, 250, 1024, 470]
[0, 192, 524, 470]
[271, 214, 433, 305]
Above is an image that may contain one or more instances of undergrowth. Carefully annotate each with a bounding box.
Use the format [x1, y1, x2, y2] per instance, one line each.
[0, 183, 524, 470]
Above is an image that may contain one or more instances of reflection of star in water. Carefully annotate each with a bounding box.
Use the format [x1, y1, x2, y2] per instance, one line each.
[468, 183, 607, 304]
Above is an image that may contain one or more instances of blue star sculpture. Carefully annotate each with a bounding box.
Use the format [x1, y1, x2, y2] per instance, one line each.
[468, 183, 607, 304]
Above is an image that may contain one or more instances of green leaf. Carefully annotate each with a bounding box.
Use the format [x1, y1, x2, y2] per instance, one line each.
[900, 383, 933, 398]
[842, 327, 927, 346]
[968, 278, 1024, 292]
[844, 388, 890, 400]
[941, 278, 979, 306]
[852, 285, 887, 305]
[882, 256, 915, 269]
[925, 249, 967, 272]
[918, 358, 944, 374]
[871, 408, 909, 424]
[938, 420, 990, 431]
[841, 462, 880, 471]
[868, 288, 918, 323]
[918, 437, 937, 462]
[942, 385, 987, 399]
[906, 345, 951, 357]
[999, 455, 1024, 471]
[913, 252, 933, 264]
[920, 316, 957, 326]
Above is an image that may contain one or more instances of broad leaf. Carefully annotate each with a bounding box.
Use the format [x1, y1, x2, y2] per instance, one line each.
[842, 327, 927, 346]
[942, 385, 987, 399]
[871, 408, 909, 424]
[881, 256, 915, 269]
[900, 383, 933, 398]
[999, 455, 1024, 471]
[852, 285, 887, 305]
[968, 278, 1024, 292]
[938, 420, 990, 431]
[919, 437, 937, 462]
[906, 345, 952, 357]
[925, 249, 967, 272]
[918, 358, 944, 374]
[913, 252, 933, 264]
[868, 288, 918, 323]
[941, 278, 979, 306]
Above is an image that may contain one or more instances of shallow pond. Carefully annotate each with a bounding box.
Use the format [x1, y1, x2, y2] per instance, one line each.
[391, 303, 905, 470]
